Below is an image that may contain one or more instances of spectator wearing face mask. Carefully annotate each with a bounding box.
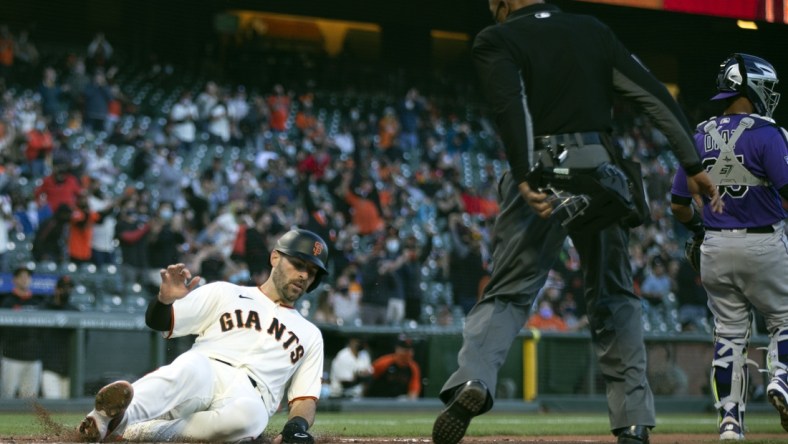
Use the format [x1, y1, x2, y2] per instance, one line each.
[359, 239, 405, 326]
[526, 300, 568, 332]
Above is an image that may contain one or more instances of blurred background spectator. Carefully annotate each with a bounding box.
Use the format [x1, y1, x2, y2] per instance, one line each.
[366, 336, 421, 400]
[40, 275, 77, 399]
[0, 266, 42, 399]
[329, 336, 373, 399]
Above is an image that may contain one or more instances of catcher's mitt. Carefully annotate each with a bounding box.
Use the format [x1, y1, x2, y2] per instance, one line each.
[684, 233, 703, 273]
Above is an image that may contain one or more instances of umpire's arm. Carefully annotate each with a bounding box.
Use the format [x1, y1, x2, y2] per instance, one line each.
[472, 28, 534, 185]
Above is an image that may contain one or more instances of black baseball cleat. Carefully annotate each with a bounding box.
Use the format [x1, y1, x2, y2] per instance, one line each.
[432, 380, 488, 444]
[614, 425, 650, 444]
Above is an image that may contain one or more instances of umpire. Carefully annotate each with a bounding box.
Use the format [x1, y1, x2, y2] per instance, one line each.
[431, 2, 721, 444]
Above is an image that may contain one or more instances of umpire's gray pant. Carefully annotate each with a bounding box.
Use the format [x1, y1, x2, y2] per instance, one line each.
[439, 171, 655, 431]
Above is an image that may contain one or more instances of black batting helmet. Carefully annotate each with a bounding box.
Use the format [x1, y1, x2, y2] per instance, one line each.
[274, 228, 329, 292]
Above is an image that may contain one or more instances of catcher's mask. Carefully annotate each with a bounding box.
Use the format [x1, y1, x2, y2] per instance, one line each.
[528, 160, 638, 233]
[273, 228, 329, 292]
[712, 53, 780, 118]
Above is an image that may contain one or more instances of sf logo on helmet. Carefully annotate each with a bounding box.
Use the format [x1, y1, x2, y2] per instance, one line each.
[312, 241, 323, 256]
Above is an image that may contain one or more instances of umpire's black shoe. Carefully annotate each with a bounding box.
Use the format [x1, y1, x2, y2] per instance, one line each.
[614, 425, 650, 444]
[432, 380, 488, 444]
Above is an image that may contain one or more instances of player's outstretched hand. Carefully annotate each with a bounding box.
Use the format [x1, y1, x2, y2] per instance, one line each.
[274, 417, 315, 444]
[687, 171, 723, 214]
[158, 263, 201, 304]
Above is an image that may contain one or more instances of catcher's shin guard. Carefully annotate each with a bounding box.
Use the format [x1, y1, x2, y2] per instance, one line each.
[766, 328, 788, 377]
[711, 334, 757, 439]
[766, 328, 788, 432]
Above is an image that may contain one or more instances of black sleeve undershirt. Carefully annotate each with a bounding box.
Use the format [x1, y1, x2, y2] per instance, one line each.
[145, 299, 174, 331]
[780, 184, 788, 202]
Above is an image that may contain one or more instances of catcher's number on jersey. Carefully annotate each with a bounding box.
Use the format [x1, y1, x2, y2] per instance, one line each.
[702, 156, 749, 198]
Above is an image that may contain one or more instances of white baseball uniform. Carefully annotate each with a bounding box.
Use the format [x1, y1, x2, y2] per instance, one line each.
[111, 281, 324, 442]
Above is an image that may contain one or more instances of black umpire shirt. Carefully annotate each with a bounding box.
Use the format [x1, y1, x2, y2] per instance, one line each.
[472, 3, 704, 185]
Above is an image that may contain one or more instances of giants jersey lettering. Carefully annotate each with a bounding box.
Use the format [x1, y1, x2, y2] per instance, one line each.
[167, 281, 324, 415]
[671, 113, 788, 228]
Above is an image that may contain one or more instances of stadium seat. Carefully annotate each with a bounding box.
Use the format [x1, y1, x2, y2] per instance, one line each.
[71, 284, 97, 311]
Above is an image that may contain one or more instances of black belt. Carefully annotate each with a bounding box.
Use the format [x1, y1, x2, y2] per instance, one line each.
[535, 131, 602, 151]
[707, 225, 774, 234]
[212, 358, 258, 388]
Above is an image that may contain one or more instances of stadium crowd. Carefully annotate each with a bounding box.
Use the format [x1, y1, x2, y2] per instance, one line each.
[0, 25, 714, 342]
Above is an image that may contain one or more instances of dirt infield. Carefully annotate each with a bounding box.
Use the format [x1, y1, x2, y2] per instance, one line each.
[5, 433, 788, 443]
[18, 407, 787, 443]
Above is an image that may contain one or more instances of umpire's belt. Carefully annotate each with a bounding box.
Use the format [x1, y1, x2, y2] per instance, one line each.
[211, 357, 258, 388]
[706, 225, 775, 234]
[536, 131, 602, 149]
[534, 131, 610, 168]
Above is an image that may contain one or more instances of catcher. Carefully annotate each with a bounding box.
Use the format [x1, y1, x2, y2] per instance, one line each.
[77, 229, 329, 443]
[671, 53, 788, 439]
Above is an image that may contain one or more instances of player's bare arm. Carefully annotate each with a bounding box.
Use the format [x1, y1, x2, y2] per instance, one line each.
[157, 263, 201, 304]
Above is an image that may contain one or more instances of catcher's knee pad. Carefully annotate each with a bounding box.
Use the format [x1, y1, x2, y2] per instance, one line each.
[767, 327, 788, 376]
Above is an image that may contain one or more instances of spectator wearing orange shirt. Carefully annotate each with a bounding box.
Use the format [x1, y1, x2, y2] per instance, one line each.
[24, 119, 54, 178]
[295, 105, 319, 139]
[266, 84, 290, 133]
[367, 336, 421, 399]
[68, 192, 99, 264]
[338, 171, 384, 236]
[526, 300, 568, 332]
